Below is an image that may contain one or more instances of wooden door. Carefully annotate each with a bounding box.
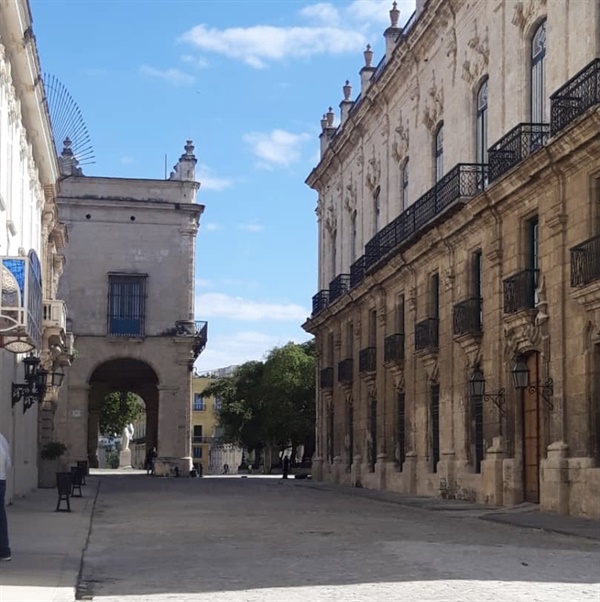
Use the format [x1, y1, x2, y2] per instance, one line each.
[523, 352, 541, 503]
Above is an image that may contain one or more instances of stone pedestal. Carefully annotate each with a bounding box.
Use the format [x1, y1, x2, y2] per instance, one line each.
[438, 450, 456, 498]
[540, 441, 569, 514]
[351, 454, 362, 487]
[404, 451, 417, 493]
[481, 436, 505, 506]
[333, 456, 342, 484]
[502, 458, 523, 506]
[119, 449, 132, 469]
[375, 453, 388, 489]
[312, 456, 324, 481]
[154, 456, 193, 477]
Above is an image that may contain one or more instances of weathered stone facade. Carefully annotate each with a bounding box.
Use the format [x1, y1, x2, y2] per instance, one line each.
[304, 0, 600, 518]
[54, 142, 207, 477]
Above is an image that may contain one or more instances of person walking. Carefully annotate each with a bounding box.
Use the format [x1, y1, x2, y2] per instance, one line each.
[282, 454, 290, 480]
[0, 431, 12, 561]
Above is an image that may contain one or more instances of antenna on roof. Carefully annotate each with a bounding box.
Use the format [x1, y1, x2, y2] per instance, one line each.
[164, 154, 168, 179]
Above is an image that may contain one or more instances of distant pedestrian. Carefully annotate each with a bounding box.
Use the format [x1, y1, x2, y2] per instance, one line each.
[145, 447, 157, 475]
[0, 432, 11, 561]
[282, 455, 290, 480]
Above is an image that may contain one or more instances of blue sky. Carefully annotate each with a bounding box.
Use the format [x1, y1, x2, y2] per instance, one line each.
[31, 0, 415, 371]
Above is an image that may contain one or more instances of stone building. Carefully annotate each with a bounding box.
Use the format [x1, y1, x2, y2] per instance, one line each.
[303, 0, 600, 518]
[54, 141, 208, 477]
[0, 0, 71, 499]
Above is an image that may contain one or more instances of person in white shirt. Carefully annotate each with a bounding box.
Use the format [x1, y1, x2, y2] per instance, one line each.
[0, 432, 11, 561]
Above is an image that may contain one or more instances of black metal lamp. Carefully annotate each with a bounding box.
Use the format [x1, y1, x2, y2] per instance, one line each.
[48, 369, 65, 388]
[469, 363, 506, 415]
[12, 353, 51, 413]
[511, 354, 554, 409]
[23, 353, 40, 384]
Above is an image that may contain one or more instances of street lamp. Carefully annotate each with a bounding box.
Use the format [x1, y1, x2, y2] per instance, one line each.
[11, 354, 65, 413]
[511, 354, 554, 409]
[469, 363, 506, 415]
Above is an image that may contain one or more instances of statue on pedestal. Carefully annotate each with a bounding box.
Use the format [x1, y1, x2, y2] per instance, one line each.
[119, 423, 135, 469]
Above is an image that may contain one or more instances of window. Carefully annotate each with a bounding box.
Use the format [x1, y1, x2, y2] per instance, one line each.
[347, 401, 354, 466]
[331, 232, 337, 279]
[373, 187, 381, 235]
[193, 446, 203, 459]
[472, 250, 483, 327]
[346, 321, 354, 358]
[327, 332, 334, 366]
[531, 19, 547, 123]
[350, 212, 357, 263]
[327, 404, 334, 464]
[430, 273, 440, 318]
[193, 394, 205, 411]
[472, 385, 484, 473]
[369, 397, 377, 471]
[193, 425, 203, 444]
[214, 396, 222, 411]
[396, 293, 405, 334]
[401, 160, 409, 211]
[430, 384, 440, 472]
[593, 344, 600, 462]
[108, 274, 146, 336]
[368, 308, 377, 346]
[527, 216, 539, 272]
[476, 79, 488, 165]
[434, 124, 444, 182]
[397, 391, 406, 469]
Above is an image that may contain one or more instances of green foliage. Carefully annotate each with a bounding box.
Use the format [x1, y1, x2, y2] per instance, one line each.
[40, 441, 67, 460]
[99, 392, 143, 436]
[203, 341, 316, 457]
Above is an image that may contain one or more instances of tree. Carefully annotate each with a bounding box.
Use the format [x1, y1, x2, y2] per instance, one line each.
[99, 392, 144, 437]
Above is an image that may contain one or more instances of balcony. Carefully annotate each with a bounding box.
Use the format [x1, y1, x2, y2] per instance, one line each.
[329, 274, 350, 302]
[192, 436, 216, 444]
[312, 290, 329, 315]
[384, 333, 404, 363]
[338, 358, 353, 385]
[350, 256, 365, 289]
[453, 298, 482, 336]
[415, 318, 439, 352]
[175, 320, 208, 363]
[43, 299, 67, 337]
[571, 235, 600, 287]
[359, 347, 376, 374]
[364, 164, 487, 272]
[320, 367, 334, 389]
[488, 123, 550, 183]
[503, 269, 538, 314]
[551, 58, 600, 136]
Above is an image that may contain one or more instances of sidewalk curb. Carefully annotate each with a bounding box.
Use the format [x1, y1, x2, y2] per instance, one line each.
[75, 478, 102, 601]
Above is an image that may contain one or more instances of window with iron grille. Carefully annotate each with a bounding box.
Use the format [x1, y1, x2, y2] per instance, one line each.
[108, 274, 146, 336]
[430, 384, 440, 473]
[346, 322, 354, 358]
[369, 397, 377, 471]
[368, 308, 377, 347]
[430, 273, 440, 318]
[347, 401, 354, 466]
[327, 404, 334, 464]
[472, 391, 484, 473]
[193, 446, 203, 458]
[350, 212, 357, 264]
[434, 123, 444, 182]
[193, 394, 205, 411]
[531, 19, 547, 123]
[593, 344, 600, 462]
[401, 159, 409, 211]
[396, 294, 405, 334]
[397, 391, 406, 469]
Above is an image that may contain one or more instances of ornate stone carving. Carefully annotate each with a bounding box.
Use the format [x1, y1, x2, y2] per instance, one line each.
[409, 81, 421, 128]
[512, 0, 547, 34]
[446, 29, 458, 83]
[324, 202, 337, 235]
[423, 72, 444, 132]
[380, 113, 390, 142]
[344, 178, 357, 214]
[462, 23, 490, 85]
[365, 147, 381, 191]
[443, 268, 455, 292]
[391, 111, 409, 163]
[407, 286, 417, 312]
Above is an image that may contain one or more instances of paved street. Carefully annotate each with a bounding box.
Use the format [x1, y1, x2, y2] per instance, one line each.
[77, 474, 600, 602]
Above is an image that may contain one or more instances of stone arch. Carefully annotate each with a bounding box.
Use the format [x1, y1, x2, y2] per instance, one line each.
[87, 358, 160, 468]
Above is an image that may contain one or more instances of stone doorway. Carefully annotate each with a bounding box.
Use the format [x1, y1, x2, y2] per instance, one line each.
[522, 351, 542, 503]
[87, 358, 159, 468]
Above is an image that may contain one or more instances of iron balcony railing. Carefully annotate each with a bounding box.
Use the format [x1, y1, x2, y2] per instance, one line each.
[503, 268, 539, 314]
[364, 163, 488, 272]
[487, 123, 550, 183]
[415, 317, 439, 352]
[571, 234, 600, 287]
[338, 358, 353, 384]
[329, 273, 351, 302]
[551, 58, 600, 136]
[320, 367, 334, 389]
[359, 346, 376, 373]
[384, 333, 404, 363]
[453, 298, 482, 336]
[312, 290, 329, 315]
[350, 255, 366, 289]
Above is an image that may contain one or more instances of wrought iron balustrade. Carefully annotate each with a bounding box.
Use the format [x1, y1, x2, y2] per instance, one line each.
[312, 290, 329, 315]
[503, 269, 539, 314]
[329, 274, 351, 302]
[359, 346, 376, 373]
[453, 298, 482, 336]
[415, 317, 439, 351]
[364, 164, 487, 272]
[320, 367, 334, 389]
[384, 333, 404, 363]
[551, 58, 600, 136]
[338, 358, 353, 384]
[350, 256, 365, 289]
[488, 123, 549, 183]
[571, 234, 600, 287]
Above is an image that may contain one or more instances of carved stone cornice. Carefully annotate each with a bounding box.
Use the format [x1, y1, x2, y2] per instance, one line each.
[461, 23, 490, 86]
[423, 71, 444, 132]
[503, 309, 540, 360]
[512, 0, 547, 34]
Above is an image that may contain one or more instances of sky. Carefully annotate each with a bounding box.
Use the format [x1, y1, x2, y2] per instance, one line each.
[31, 0, 416, 372]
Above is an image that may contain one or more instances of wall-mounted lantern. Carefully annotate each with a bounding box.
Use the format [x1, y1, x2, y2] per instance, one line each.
[511, 354, 554, 409]
[469, 363, 506, 415]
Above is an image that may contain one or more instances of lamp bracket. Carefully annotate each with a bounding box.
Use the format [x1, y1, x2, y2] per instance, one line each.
[482, 388, 506, 416]
[527, 378, 554, 410]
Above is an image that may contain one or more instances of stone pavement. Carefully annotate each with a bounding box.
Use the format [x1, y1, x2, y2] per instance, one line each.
[0, 475, 98, 602]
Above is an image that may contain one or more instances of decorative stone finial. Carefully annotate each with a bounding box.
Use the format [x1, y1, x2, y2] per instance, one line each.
[326, 107, 335, 128]
[59, 137, 83, 177]
[343, 80, 352, 101]
[320, 114, 328, 131]
[390, 2, 400, 27]
[169, 139, 197, 182]
[364, 44, 374, 67]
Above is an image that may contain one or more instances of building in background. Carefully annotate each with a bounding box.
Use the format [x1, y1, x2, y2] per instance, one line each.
[0, 0, 72, 499]
[304, 0, 600, 518]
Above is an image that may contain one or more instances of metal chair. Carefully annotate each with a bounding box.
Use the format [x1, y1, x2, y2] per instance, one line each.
[56, 472, 72, 512]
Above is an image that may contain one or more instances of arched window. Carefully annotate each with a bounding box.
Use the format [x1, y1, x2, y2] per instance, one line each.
[401, 159, 409, 211]
[476, 79, 488, 165]
[350, 211, 357, 263]
[434, 124, 444, 182]
[531, 19, 547, 123]
[373, 187, 381, 235]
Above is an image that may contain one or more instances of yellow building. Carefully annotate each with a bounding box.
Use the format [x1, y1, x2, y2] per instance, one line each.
[191, 376, 220, 475]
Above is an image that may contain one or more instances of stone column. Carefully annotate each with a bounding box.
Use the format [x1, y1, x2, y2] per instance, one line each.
[351, 454, 362, 487]
[63, 384, 90, 466]
[333, 456, 342, 484]
[403, 451, 417, 494]
[540, 441, 569, 514]
[481, 436, 505, 506]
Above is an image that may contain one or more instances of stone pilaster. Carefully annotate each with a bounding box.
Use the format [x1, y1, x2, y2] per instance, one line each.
[481, 436, 505, 506]
[540, 441, 570, 514]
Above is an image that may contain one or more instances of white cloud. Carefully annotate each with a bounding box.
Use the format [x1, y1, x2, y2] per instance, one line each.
[140, 65, 195, 86]
[201, 222, 221, 232]
[120, 156, 134, 165]
[243, 129, 310, 168]
[197, 164, 232, 192]
[179, 24, 365, 69]
[180, 54, 209, 69]
[195, 278, 213, 288]
[299, 3, 341, 26]
[193, 330, 311, 372]
[347, 0, 416, 27]
[237, 222, 264, 233]
[196, 292, 308, 321]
